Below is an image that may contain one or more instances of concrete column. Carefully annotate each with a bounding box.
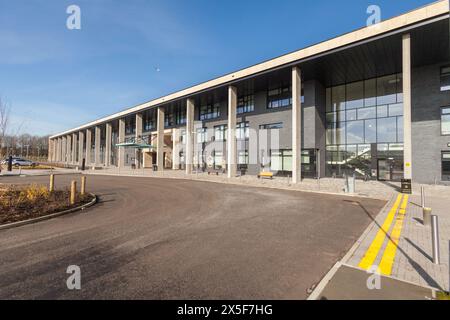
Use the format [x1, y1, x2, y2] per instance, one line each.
[118, 118, 125, 167]
[156, 107, 165, 170]
[402, 34, 412, 180]
[172, 128, 180, 170]
[105, 123, 112, 167]
[62, 136, 66, 163]
[85, 129, 92, 166]
[78, 131, 85, 166]
[227, 86, 237, 178]
[66, 135, 72, 164]
[56, 138, 60, 162]
[52, 139, 56, 162]
[135, 113, 143, 168]
[94, 126, 101, 166]
[48, 138, 52, 162]
[292, 66, 302, 184]
[72, 133, 77, 165]
[186, 98, 195, 174]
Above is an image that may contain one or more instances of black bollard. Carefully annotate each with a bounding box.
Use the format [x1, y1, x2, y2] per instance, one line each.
[7, 155, 12, 172]
[81, 158, 86, 171]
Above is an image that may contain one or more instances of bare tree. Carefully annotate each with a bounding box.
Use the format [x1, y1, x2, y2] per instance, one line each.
[0, 97, 11, 157]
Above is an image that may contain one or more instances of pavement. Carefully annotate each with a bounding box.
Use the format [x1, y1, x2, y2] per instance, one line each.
[0, 174, 385, 299]
[311, 186, 450, 299]
[0, 168, 79, 177]
[86, 167, 397, 201]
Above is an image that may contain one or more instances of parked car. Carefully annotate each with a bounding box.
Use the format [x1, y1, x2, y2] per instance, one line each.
[0, 157, 36, 167]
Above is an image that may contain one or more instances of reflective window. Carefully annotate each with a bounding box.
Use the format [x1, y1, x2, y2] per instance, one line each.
[364, 119, 377, 143]
[325, 73, 404, 178]
[236, 122, 249, 140]
[377, 74, 398, 105]
[196, 128, 208, 143]
[358, 107, 376, 120]
[143, 109, 156, 132]
[237, 95, 254, 114]
[267, 85, 292, 109]
[214, 124, 227, 141]
[442, 151, 450, 181]
[260, 122, 283, 129]
[331, 85, 346, 111]
[346, 81, 364, 109]
[377, 117, 397, 142]
[364, 79, 376, 107]
[440, 66, 450, 91]
[441, 107, 450, 135]
[125, 116, 136, 135]
[200, 102, 220, 120]
[346, 121, 364, 144]
[389, 103, 403, 117]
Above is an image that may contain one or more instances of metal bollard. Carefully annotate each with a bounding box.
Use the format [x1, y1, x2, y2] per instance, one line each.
[421, 186, 425, 208]
[423, 207, 432, 226]
[80, 176, 86, 195]
[49, 174, 55, 192]
[70, 180, 77, 205]
[431, 215, 440, 265]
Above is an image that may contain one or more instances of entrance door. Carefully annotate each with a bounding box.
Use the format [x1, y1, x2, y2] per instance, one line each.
[377, 159, 392, 181]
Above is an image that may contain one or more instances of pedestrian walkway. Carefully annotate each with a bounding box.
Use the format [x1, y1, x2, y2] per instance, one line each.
[346, 188, 449, 293]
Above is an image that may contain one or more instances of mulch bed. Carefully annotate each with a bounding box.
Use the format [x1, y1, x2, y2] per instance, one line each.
[0, 185, 94, 225]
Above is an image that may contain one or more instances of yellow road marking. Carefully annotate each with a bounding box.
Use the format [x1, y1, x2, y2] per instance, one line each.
[378, 195, 409, 275]
[358, 194, 403, 270]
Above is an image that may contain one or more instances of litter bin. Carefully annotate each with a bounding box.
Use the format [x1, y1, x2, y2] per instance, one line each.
[152, 164, 158, 171]
[401, 179, 412, 194]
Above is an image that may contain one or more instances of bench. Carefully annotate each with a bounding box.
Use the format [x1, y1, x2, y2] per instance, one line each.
[257, 171, 273, 179]
[207, 169, 220, 176]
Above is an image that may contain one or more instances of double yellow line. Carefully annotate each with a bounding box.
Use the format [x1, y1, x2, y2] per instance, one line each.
[358, 193, 409, 276]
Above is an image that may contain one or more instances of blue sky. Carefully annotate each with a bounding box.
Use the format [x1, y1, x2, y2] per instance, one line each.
[0, 0, 433, 136]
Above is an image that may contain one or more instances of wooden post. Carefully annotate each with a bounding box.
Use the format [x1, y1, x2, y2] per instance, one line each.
[49, 174, 55, 192]
[70, 180, 77, 205]
[81, 176, 86, 195]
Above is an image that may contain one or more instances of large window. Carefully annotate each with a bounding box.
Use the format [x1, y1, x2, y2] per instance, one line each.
[200, 102, 220, 120]
[236, 122, 249, 140]
[442, 151, 450, 181]
[260, 122, 283, 129]
[237, 95, 254, 114]
[143, 109, 156, 132]
[214, 124, 227, 141]
[125, 116, 136, 135]
[270, 149, 292, 172]
[441, 107, 450, 135]
[440, 66, 450, 91]
[325, 73, 404, 178]
[267, 85, 291, 109]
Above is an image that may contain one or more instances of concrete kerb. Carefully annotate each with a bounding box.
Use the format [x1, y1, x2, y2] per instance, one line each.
[0, 193, 97, 231]
[85, 170, 391, 201]
[307, 193, 397, 300]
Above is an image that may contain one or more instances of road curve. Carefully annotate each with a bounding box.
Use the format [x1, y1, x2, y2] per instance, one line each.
[0, 174, 385, 299]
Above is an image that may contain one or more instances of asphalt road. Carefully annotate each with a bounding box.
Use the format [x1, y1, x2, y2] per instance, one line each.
[0, 174, 385, 299]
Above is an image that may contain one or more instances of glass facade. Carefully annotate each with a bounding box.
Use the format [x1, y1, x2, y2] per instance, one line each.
[200, 102, 220, 120]
[325, 73, 404, 179]
[143, 109, 156, 132]
[237, 95, 254, 114]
